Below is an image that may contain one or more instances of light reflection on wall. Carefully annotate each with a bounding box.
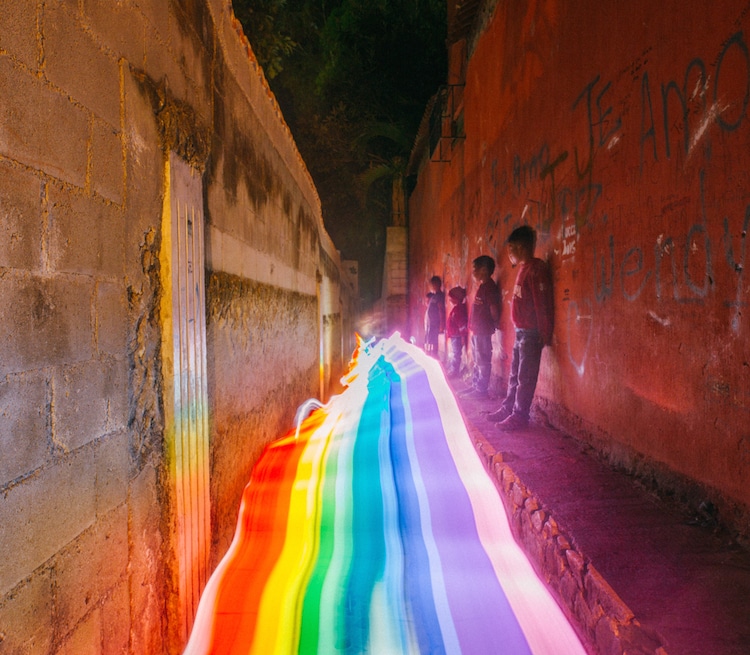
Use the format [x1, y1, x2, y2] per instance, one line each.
[184, 334, 586, 654]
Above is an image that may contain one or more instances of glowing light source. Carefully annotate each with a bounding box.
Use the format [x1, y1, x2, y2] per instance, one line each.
[185, 334, 585, 654]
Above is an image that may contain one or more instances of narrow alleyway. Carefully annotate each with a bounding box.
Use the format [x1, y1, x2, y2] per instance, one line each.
[182, 333, 750, 655]
[183, 335, 587, 655]
[3, 3, 750, 654]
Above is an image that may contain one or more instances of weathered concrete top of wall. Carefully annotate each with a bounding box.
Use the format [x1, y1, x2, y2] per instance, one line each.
[208, 0, 338, 258]
[151, 0, 338, 300]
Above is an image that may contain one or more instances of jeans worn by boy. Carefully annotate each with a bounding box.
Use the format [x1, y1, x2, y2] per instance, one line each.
[447, 336, 464, 376]
[498, 329, 543, 420]
[471, 334, 493, 393]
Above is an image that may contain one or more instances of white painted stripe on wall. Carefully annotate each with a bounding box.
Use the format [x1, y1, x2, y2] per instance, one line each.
[206, 225, 317, 296]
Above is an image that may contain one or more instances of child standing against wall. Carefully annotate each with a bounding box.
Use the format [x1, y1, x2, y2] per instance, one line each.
[424, 275, 445, 358]
[446, 286, 468, 378]
[461, 256, 501, 398]
[488, 226, 554, 430]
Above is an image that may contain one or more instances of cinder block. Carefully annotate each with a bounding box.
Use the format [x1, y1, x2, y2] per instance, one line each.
[204, 224, 221, 272]
[139, 0, 172, 48]
[175, 23, 212, 112]
[143, 30, 189, 106]
[128, 463, 162, 549]
[0, 448, 97, 595]
[81, 0, 146, 67]
[95, 281, 127, 358]
[101, 579, 129, 654]
[0, 569, 54, 655]
[48, 185, 125, 277]
[0, 1, 40, 71]
[215, 9, 256, 112]
[103, 358, 131, 435]
[122, 66, 163, 276]
[127, 464, 166, 654]
[43, 2, 120, 127]
[0, 371, 50, 486]
[54, 505, 128, 630]
[54, 359, 128, 451]
[0, 162, 43, 271]
[90, 120, 124, 205]
[0, 274, 93, 377]
[57, 605, 102, 655]
[0, 58, 88, 187]
[94, 431, 129, 517]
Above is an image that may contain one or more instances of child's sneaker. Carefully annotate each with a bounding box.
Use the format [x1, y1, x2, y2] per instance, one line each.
[486, 407, 511, 423]
[498, 414, 529, 431]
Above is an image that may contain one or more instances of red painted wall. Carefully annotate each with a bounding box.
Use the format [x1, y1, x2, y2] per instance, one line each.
[409, 0, 750, 528]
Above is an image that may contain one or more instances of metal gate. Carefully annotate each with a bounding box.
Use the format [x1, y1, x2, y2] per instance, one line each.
[161, 152, 210, 643]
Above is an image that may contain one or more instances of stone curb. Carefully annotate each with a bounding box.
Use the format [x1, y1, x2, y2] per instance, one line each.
[471, 430, 670, 655]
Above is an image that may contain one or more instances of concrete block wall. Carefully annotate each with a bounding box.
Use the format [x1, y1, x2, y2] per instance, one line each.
[0, 1, 354, 652]
[203, 6, 354, 564]
[0, 1, 163, 651]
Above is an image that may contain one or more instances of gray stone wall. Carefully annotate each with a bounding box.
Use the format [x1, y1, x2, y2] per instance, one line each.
[205, 273, 320, 561]
[0, 1, 353, 653]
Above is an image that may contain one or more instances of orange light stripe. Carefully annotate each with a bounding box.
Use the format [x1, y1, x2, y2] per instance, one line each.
[198, 415, 324, 652]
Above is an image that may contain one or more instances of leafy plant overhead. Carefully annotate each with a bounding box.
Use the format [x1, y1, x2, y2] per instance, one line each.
[232, 0, 447, 303]
[232, 0, 297, 79]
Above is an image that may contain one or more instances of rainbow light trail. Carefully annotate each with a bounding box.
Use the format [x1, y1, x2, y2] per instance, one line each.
[184, 334, 586, 655]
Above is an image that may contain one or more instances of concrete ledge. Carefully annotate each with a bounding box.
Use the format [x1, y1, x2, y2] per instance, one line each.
[471, 430, 669, 655]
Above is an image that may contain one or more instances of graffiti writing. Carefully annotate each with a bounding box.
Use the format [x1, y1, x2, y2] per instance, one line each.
[512, 144, 550, 194]
[641, 31, 750, 168]
[591, 189, 747, 316]
[491, 158, 509, 202]
[573, 74, 623, 173]
[477, 31, 750, 381]
[565, 296, 593, 377]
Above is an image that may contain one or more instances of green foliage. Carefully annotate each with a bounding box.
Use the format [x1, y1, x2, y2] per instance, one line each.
[232, 0, 447, 303]
[317, 0, 447, 127]
[232, 0, 297, 78]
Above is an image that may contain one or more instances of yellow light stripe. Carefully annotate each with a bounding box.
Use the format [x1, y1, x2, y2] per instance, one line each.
[250, 411, 336, 655]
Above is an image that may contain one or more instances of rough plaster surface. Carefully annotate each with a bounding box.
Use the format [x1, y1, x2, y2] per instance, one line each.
[408, 0, 750, 541]
[206, 272, 320, 561]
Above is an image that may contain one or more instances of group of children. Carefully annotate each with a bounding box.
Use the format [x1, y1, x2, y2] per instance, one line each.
[423, 225, 554, 432]
[424, 276, 469, 379]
